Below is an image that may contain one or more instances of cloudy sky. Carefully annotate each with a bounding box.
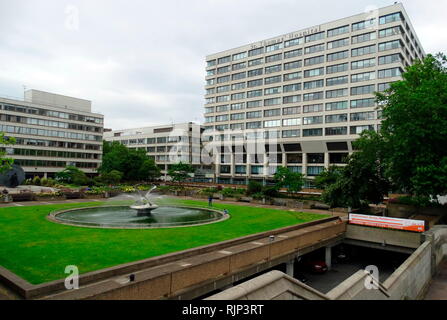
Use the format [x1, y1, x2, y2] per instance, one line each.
[0, 0, 445, 130]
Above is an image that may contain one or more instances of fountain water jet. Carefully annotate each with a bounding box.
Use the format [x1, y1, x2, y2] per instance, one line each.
[129, 185, 159, 216]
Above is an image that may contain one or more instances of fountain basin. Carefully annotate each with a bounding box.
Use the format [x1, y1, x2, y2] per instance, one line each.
[48, 205, 229, 229]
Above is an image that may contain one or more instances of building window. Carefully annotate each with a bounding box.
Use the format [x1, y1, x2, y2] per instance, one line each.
[326, 101, 348, 111]
[248, 47, 264, 57]
[378, 53, 403, 65]
[265, 53, 282, 63]
[284, 49, 302, 59]
[265, 64, 282, 74]
[304, 79, 324, 90]
[379, 12, 403, 25]
[304, 67, 324, 78]
[378, 67, 403, 78]
[327, 25, 349, 38]
[282, 106, 300, 115]
[283, 95, 301, 104]
[284, 37, 303, 47]
[283, 83, 302, 93]
[264, 97, 281, 106]
[264, 120, 281, 128]
[351, 31, 376, 44]
[284, 60, 302, 70]
[247, 89, 263, 98]
[265, 75, 282, 85]
[327, 38, 349, 50]
[283, 72, 302, 81]
[218, 56, 231, 64]
[350, 98, 375, 108]
[350, 125, 375, 134]
[232, 52, 247, 61]
[304, 55, 325, 66]
[350, 84, 375, 95]
[282, 118, 301, 126]
[304, 43, 325, 55]
[264, 108, 281, 117]
[247, 79, 263, 88]
[325, 113, 348, 123]
[378, 40, 402, 52]
[352, 18, 376, 32]
[327, 50, 349, 62]
[351, 45, 376, 57]
[303, 104, 323, 113]
[266, 42, 283, 53]
[303, 116, 323, 125]
[325, 126, 347, 136]
[303, 91, 324, 101]
[326, 62, 349, 74]
[305, 31, 325, 43]
[246, 111, 262, 119]
[351, 58, 376, 70]
[303, 128, 323, 136]
[307, 166, 324, 176]
[350, 111, 375, 121]
[326, 76, 348, 86]
[282, 129, 300, 138]
[326, 88, 348, 99]
[351, 71, 376, 83]
[247, 68, 263, 77]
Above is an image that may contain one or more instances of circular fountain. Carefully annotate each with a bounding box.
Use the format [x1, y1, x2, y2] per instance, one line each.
[48, 186, 229, 229]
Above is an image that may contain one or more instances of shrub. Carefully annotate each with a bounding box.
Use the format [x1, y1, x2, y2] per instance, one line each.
[262, 186, 279, 199]
[40, 178, 48, 186]
[32, 176, 41, 186]
[252, 192, 264, 200]
[247, 181, 263, 195]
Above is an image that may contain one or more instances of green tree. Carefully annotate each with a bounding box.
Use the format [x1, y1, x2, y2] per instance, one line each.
[55, 166, 90, 186]
[99, 141, 161, 182]
[0, 133, 16, 173]
[376, 53, 447, 198]
[273, 166, 304, 193]
[314, 166, 343, 190]
[167, 162, 195, 183]
[246, 180, 263, 195]
[99, 170, 123, 185]
[321, 131, 391, 208]
[138, 159, 161, 181]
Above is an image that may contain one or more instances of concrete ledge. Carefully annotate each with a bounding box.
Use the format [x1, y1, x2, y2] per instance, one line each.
[205, 270, 330, 300]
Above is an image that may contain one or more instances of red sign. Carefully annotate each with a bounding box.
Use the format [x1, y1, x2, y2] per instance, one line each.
[349, 214, 425, 232]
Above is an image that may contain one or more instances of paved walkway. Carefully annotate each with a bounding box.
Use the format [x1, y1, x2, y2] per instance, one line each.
[424, 260, 447, 300]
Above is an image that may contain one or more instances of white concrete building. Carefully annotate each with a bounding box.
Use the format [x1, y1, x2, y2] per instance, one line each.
[202, 3, 425, 186]
[104, 122, 214, 181]
[0, 89, 103, 178]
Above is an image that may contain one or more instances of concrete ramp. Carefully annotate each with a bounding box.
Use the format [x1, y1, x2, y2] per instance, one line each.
[205, 270, 330, 300]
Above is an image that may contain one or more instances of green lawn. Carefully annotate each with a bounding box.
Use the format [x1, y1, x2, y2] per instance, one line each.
[0, 199, 329, 284]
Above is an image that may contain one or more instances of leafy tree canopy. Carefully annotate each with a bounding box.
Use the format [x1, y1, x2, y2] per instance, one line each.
[273, 166, 304, 193]
[167, 162, 195, 183]
[376, 53, 447, 198]
[0, 133, 16, 173]
[99, 141, 161, 182]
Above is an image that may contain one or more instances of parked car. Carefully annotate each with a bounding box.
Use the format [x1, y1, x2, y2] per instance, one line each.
[308, 260, 328, 273]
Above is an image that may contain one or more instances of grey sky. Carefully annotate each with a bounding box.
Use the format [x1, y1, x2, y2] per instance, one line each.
[0, 0, 445, 130]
